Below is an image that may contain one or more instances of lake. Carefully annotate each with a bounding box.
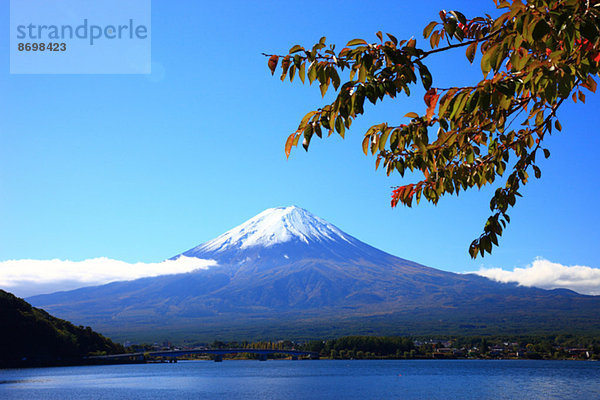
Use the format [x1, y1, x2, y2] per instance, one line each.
[1, 359, 599, 399]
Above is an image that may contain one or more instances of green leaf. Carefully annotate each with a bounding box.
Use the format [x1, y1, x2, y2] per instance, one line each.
[532, 20, 549, 41]
[314, 123, 322, 138]
[480, 44, 497, 75]
[469, 243, 478, 258]
[581, 20, 599, 41]
[450, 92, 468, 119]
[298, 111, 317, 131]
[465, 91, 479, 113]
[418, 64, 433, 90]
[347, 38, 368, 46]
[358, 65, 367, 83]
[554, 120, 561, 132]
[482, 235, 492, 253]
[379, 128, 391, 151]
[299, 62, 306, 84]
[302, 125, 313, 151]
[330, 67, 341, 90]
[466, 42, 477, 63]
[477, 89, 490, 110]
[466, 149, 474, 163]
[511, 50, 530, 71]
[319, 82, 329, 97]
[450, 10, 467, 25]
[438, 95, 454, 117]
[289, 45, 304, 54]
[335, 116, 345, 137]
[302, 135, 312, 151]
[488, 44, 504, 72]
[444, 19, 457, 38]
[386, 33, 398, 45]
[317, 64, 327, 85]
[308, 62, 317, 84]
[543, 149, 551, 159]
[490, 232, 498, 246]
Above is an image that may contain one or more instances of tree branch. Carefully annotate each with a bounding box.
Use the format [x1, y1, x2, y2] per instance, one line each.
[416, 28, 504, 61]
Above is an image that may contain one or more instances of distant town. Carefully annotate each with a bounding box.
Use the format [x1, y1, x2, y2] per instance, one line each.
[123, 335, 600, 362]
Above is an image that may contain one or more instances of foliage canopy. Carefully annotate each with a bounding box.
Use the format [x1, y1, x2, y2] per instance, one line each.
[266, 0, 599, 257]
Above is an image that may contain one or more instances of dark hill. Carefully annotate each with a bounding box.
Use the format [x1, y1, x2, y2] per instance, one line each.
[0, 289, 124, 368]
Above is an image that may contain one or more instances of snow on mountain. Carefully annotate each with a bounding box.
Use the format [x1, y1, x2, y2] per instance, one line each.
[187, 206, 352, 254]
[26, 205, 600, 340]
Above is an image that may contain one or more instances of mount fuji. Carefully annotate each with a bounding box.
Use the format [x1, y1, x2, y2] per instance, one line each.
[28, 206, 600, 341]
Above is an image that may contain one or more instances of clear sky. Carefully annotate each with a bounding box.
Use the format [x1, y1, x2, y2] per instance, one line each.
[1, 0, 599, 294]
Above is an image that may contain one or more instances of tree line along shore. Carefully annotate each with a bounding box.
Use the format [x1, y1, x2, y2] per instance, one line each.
[2, 288, 599, 368]
[132, 335, 600, 361]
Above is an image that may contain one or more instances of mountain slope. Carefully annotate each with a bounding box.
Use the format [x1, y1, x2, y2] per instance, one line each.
[27, 206, 600, 341]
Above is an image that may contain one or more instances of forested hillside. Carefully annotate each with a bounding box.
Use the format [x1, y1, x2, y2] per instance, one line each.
[0, 289, 124, 368]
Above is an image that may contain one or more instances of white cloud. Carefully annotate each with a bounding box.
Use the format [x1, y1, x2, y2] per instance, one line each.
[473, 258, 600, 295]
[0, 256, 217, 298]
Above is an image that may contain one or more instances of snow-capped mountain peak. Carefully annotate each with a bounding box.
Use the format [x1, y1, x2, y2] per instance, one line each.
[190, 206, 351, 253]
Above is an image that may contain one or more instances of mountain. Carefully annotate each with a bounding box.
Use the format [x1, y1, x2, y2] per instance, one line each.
[181, 205, 355, 256]
[27, 206, 600, 341]
[0, 289, 124, 367]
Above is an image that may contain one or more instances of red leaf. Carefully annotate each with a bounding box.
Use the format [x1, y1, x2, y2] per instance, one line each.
[391, 184, 415, 207]
[268, 55, 279, 75]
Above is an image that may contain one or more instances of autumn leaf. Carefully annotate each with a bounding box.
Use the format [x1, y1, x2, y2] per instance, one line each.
[268, 55, 279, 75]
[284, 132, 296, 158]
[424, 88, 440, 121]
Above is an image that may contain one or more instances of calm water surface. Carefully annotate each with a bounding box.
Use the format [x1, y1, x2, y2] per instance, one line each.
[1, 360, 599, 399]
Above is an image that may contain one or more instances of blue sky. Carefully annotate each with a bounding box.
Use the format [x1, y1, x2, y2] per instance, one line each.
[0, 0, 599, 289]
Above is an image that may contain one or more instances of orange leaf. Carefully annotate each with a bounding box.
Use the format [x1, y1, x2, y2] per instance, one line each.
[390, 187, 404, 207]
[284, 133, 296, 158]
[585, 75, 597, 93]
[424, 88, 440, 121]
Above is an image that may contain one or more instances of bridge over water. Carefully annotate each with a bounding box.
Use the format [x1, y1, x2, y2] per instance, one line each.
[89, 348, 319, 363]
